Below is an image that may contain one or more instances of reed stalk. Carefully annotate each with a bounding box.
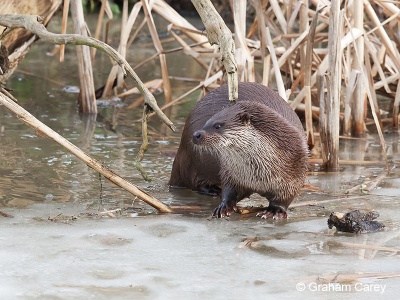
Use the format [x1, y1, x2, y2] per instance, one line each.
[70, 0, 97, 113]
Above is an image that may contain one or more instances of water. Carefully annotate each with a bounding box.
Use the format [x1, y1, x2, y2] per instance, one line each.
[1, 14, 400, 300]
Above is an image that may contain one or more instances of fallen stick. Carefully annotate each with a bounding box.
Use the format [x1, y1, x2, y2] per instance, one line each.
[0, 211, 14, 218]
[291, 195, 367, 208]
[0, 92, 173, 213]
[236, 195, 367, 214]
[309, 272, 400, 284]
[330, 241, 400, 254]
[309, 158, 386, 166]
[345, 168, 392, 194]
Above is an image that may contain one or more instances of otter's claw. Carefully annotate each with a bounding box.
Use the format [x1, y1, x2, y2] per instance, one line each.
[257, 205, 288, 219]
[212, 203, 237, 218]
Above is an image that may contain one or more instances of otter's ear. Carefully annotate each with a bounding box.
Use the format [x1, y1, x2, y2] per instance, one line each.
[238, 112, 251, 125]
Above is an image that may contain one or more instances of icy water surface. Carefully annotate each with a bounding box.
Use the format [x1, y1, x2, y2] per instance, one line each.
[1, 15, 400, 300]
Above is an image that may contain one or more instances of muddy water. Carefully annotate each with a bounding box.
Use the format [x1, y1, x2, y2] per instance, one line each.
[1, 15, 400, 300]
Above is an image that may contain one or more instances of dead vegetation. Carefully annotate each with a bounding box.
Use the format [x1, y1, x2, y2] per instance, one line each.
[1, 0, 400, 211]
[81, 0, 400, 171]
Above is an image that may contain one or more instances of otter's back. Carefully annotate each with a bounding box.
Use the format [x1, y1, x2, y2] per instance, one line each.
[188, 82, 303, 135]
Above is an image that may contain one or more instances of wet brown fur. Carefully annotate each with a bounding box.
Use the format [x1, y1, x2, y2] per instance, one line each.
[169, 82, 309, 217]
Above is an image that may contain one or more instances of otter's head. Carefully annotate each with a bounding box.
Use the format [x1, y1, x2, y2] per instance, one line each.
[192, 102, 252, 148]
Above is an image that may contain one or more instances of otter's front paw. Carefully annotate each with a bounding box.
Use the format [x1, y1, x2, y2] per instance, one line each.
[212, 202, 237, 218]
[257, 205, 288, 219]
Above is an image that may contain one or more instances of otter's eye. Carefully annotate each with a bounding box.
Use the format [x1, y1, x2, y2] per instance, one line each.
[214, 123, 222, 130]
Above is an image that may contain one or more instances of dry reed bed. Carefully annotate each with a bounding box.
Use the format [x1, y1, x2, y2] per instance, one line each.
[92, 0, 400, 169]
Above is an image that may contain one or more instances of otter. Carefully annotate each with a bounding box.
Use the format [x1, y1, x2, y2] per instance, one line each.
[169, 82, 308, 219]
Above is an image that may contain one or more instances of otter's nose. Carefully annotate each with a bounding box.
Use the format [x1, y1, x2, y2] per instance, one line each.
[192, 130, 205, 144]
